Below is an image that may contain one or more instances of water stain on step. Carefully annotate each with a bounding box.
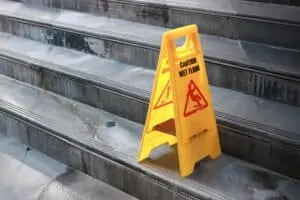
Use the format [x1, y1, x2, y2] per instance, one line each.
[44, 29, 98, 55]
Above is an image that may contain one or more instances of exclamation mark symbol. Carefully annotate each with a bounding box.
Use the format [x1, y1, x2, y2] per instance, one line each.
[162, 85, 171, 104]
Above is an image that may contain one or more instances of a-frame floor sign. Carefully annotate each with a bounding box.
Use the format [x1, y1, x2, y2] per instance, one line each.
[137, 24, 222, 177]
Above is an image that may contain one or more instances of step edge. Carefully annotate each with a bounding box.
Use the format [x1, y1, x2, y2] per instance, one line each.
[113, 0, 300, 25]
[13, 0, 300, 25]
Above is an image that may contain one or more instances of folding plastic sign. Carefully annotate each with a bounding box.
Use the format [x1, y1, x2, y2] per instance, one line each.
[138, 24, 221, 177]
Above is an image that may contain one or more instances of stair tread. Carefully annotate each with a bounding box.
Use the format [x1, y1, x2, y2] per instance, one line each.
[0, 135, 138, 200]
[0, 33, 299, 145]
[1, 1, 300, 78]
[0, 74, 299, 200]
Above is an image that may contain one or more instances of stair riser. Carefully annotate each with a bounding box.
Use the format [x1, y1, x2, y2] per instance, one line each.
[207, 62, 300, 106]
[15, 0, 300, 49]
[243, 0, 300, 6]
[0, 112, 192, 200]
[0, 19, 299, 106]
[0, 57, 299, 179]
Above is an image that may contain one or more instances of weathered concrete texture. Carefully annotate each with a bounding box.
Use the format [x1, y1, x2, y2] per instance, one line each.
[12, 0, 300, 48]
[0, 16, 159, 69]
[0, 34, 300, 179]
[243, 0, 300, 6]
[0, 20, 299, 106]
[207, 62, 300, 106]
[0, 76, 299, 200]
[0, 135, 138, 200]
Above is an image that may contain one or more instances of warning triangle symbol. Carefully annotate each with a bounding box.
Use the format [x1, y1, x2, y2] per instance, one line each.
[184, 80, 208, 117]
[154, 79, 173, 110]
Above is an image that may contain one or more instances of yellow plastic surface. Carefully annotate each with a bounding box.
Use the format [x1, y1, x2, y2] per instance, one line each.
[138, 24, 221, 177]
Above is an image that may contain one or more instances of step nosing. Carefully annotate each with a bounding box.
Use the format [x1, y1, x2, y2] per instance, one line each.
[96, 0, 300, 25]
[167, 7, 300, 26]
[216, 112, 300, 147]
[2, 14, 154, 46]
[205, 57, 300, 81]
[0, 53, 151, 101]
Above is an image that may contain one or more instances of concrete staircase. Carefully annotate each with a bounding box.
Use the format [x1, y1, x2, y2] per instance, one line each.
[0, 0, 299, 199]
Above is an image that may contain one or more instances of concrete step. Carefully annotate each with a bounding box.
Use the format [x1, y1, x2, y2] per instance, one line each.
[0, 34, 299, 179]
[242, 0, 300, 6]
[7, 0, 300, 48]
[0, 3, 299, 106]
[0, 74, 299, 200]
[0, 135, 138, 200]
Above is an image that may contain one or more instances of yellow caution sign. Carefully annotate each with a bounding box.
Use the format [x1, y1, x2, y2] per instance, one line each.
[138, 24, 221, 177]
